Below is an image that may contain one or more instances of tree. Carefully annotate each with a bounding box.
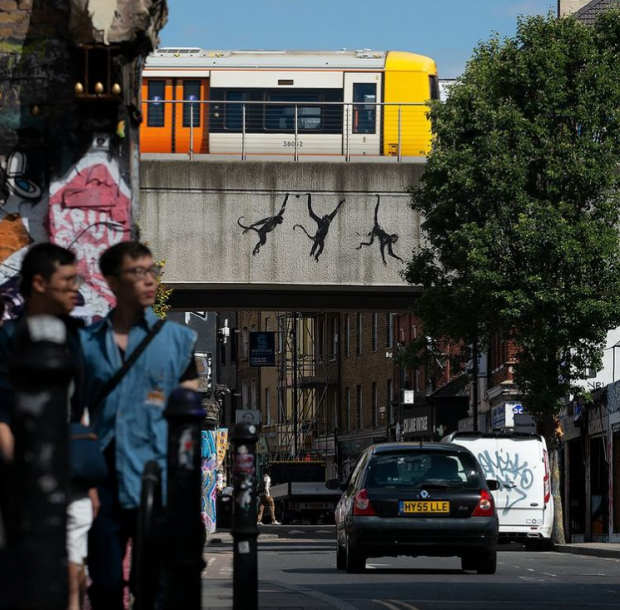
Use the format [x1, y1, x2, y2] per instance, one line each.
[403, 10, 620, 543]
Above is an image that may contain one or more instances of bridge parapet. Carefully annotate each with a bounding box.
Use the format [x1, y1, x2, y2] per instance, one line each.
[140, 160, 425, 310]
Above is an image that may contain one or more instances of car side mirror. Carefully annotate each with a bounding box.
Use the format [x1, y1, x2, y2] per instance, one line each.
[326, 478, 341, 490]
[486, 479, 499, 491]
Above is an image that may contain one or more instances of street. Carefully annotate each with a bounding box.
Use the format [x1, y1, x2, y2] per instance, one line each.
[204, 531, 620, 610]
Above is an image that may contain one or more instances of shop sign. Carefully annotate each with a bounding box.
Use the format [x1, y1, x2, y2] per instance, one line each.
[402, 406, 432, 437]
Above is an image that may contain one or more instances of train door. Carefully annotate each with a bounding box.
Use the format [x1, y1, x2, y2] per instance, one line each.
[343, 73, 381, 157]
[141, 79, 174, 153]
[174, 79, 209, 154]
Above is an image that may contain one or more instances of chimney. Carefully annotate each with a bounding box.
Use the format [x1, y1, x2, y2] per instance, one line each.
[558, 0, 594, 17]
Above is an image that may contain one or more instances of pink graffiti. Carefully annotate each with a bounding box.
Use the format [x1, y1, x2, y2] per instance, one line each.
[49, 162, 130, 308]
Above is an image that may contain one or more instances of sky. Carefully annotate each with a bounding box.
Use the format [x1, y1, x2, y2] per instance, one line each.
[160, 0, 558, 78]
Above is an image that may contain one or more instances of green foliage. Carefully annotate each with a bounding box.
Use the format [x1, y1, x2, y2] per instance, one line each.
[152, 257, 173, 319]
[405, 10, 620, 424]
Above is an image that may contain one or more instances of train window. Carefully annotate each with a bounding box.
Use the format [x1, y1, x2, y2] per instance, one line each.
[147, 80, 166, 127]
[265, 95, 322, 131]
[352, 84, 376, 134]
[183, 81, 201, 128]
[225, 91, 248, 131]
[429, 75, 440, 101]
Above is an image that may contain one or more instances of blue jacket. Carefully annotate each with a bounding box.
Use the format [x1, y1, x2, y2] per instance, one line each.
[80, 308, 197, 509]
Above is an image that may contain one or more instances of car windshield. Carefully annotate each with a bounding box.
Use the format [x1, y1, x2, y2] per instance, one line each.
[365, 452, 483, 489]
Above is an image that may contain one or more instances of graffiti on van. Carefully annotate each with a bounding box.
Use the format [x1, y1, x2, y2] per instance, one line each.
[477, 450, 534, 515]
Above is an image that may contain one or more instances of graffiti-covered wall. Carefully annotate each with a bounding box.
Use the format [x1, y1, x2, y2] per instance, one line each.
[0, 0, 167, 320]
[140, 160, 424, 291]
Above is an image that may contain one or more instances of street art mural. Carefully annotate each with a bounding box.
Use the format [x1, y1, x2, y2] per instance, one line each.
[201, 428, 218, 534]
[48, 135, 131, 320]
[0, 151, 49, 319]
[0, 138, 131, 322]
[356, 195, 403, 265]
[237, 194, 289, 256]
[293, 194, 345, 262]
[236, 192, 403, 266]
[477, 449, 535, 515]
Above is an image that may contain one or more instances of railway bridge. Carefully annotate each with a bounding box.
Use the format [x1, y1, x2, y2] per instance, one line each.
[140, 157, 426, 311]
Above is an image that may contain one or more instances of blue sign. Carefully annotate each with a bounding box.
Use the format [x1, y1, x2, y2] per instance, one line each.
[512, 404, 524, 415]
[249, 332, 276, 367]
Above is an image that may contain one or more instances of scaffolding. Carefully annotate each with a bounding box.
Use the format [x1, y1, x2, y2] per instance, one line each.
[274, 312, 333, 460]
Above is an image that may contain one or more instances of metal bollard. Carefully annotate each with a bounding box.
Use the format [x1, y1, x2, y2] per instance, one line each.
[1, 316, 73, 609]
[134, 460, 163, 610]
[231, 422, 259, 610]
[162, 387, 206, 610]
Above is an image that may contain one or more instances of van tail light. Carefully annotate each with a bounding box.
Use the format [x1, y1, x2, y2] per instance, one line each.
[543, 449, 551, 505]
[352, 489, 376, 516]
[472, 489, 495, 517]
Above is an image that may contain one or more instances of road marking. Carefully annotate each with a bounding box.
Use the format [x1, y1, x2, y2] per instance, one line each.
[541, 572, 558, 577]
[373, 601, 421, 610]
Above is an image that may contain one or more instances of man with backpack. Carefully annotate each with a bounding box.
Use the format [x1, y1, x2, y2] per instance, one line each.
[80, 242, 198, 610]
[257, 468, 280, 525]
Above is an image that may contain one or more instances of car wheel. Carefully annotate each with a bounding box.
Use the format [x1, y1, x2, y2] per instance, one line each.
[475, 550, 497, 575]
[461, 555, 476, 571]
[345, 536, 366, 573]
[336, 542, 346, 570]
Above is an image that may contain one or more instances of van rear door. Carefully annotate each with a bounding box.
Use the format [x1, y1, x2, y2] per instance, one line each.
[449, 435, 549, 535]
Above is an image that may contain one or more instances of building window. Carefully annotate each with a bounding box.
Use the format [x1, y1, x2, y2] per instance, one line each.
[386, 313, 394, 348]
[183, 80, 201, 128]
[251, 378, 257, 409]
[265, 388, 272, 426]
[332, 318, 338, 359]
[356, 385, 362, 429]
[387, 379, 394, 424]
[344, 314, 350, 357]
[372, 382, 378, 428]
[265, 317, 271, 332]
[242, 380, 248, 408]
[147, 80, 166, 127]
[278, 388, 285, 423]
[333, 391, 339, 429]
[372, 314, 378, 351]
[356, 313, 362, 355]
[242, 327, 249, 359]
[346, 387, 351, 430]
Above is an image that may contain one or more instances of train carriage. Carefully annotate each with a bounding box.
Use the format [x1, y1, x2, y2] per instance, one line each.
[141, 48, 438, 158]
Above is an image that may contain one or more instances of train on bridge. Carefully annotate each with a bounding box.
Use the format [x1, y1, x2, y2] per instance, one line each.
[140, 49, 438, 159]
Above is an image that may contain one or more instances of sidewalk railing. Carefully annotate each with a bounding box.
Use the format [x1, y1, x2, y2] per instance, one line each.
[140, 100, 430, 161]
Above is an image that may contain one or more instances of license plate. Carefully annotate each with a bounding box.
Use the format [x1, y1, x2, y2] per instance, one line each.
[399, 500, 450, 514]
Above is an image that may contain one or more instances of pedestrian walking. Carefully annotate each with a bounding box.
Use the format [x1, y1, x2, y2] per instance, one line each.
[81, 242, 198, 610]
[257, 469, 280, 525]
[0, 243, 100, 610]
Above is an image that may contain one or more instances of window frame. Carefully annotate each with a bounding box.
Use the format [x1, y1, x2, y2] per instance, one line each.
[147, 80, 166, 128]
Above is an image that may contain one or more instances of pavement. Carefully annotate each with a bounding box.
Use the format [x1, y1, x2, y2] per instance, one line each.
[201, 527, 620, 610]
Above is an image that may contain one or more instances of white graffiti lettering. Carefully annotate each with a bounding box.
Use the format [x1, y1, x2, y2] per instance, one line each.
[477, 450, 534, 515]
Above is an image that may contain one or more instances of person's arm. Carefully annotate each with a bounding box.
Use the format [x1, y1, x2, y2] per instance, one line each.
[0, 422, 14, 461]
[179, 348, 199, 391]
[88, 487, 100, 520]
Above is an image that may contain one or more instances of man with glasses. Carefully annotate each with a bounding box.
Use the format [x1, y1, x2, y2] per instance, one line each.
[0, 243, 98, 610]
[80, 242, 198, 610]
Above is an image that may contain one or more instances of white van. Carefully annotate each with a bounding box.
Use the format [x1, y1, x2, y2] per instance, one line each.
[442, 432, 553, 548]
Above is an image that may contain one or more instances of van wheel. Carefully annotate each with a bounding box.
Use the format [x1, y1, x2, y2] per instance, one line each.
[475, 551, 497, 575]
[336, 543, 346, 570]
[461, 555, 476, 571]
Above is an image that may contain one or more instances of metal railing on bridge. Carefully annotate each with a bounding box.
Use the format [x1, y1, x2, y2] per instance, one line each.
[140, 99, 431, 162]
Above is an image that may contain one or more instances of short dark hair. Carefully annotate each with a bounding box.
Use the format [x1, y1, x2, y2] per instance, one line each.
[99, 242, 152, 277]
[20, 243, 77, 298]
